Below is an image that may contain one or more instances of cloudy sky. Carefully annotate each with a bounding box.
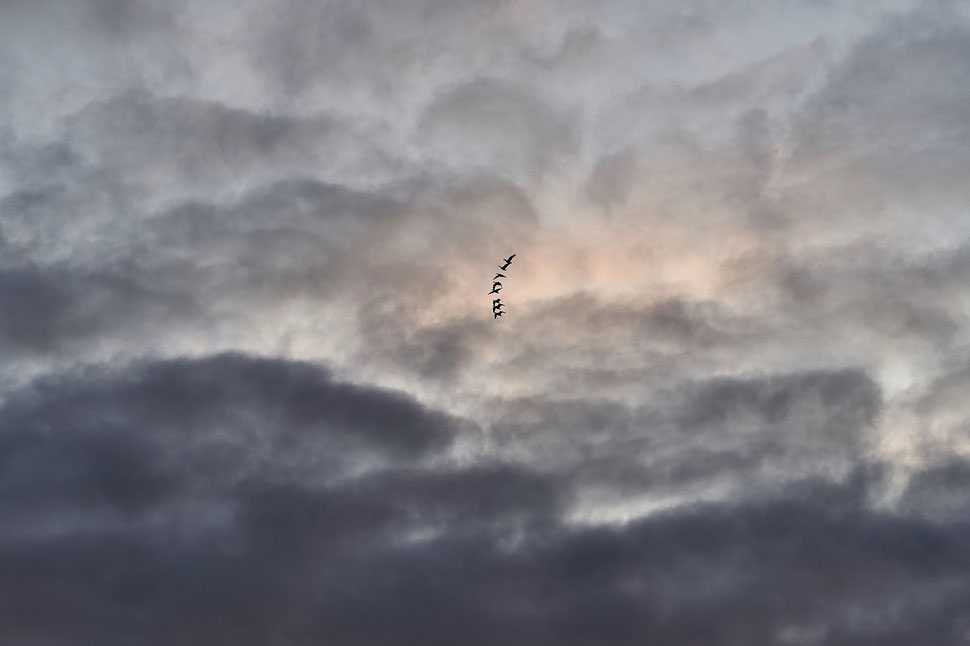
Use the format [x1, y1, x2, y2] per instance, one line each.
[3, 0, 970, 643]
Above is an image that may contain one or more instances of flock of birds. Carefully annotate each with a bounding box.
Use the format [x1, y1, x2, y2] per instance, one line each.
[489, 254, 515, 319]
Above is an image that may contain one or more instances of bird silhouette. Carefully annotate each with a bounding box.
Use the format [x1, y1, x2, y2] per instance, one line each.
[493, 302, 506, 311]
[493, 273, 506, 280]
[488, 285, 502, 295]
[494, 310, 505, 318]
[499, 254, 516, 270]
[492, 298, 502, 307]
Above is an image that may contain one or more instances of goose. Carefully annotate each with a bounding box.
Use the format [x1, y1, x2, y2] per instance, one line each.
[499, 254, 516, 270]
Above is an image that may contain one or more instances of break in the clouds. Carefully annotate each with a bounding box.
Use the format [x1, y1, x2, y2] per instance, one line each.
[3, 0, 970, 643]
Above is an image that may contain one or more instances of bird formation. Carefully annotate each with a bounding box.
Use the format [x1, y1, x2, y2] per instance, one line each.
[490, 254, 515, 318]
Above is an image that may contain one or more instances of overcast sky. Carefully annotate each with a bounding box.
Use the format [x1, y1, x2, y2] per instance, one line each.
[3, 0, 970, 643]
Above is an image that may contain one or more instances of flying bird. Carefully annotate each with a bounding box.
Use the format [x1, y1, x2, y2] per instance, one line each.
[493, 273, 506, 280]
[492, 299, 502, 307]
[499, 254, 516, 270]
[493, 302, 506, 311]
[494, 311, 505, 318]
[488, 285, 502, 295]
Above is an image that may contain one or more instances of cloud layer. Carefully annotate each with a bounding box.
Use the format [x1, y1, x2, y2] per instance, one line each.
[3, 0, 970, 643]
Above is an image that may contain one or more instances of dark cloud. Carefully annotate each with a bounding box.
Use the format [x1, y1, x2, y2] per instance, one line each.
[0, 265, 197, 357]
[900, 459, 970, 522]
[6, 353, 454, 456]
[2, 459, 970, 645]
[0, 354, 456, 526]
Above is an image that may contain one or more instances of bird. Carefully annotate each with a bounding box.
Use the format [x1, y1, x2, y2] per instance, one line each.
[488, 285, 502, 295]
[493, 302, 506, 311]
[492, 299, 502, 307]
[499, 254, 516, 270]
[493, 273, 506, 280]
[494, 311, 505, 318]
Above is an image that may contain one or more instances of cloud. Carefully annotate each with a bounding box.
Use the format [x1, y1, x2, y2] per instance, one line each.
[0, 354, 457, 528]
[0, 265, 198, 358]
[484, 368, 882, 518]
[786, 3, 970, 238]
[899, 458, 970, 522]
[66, 90, 339, 195]
[2, 0, 970, 642]
[418, 77, 577, 181]
[2, 457, 969, 645]
[584, 147, 638, 210]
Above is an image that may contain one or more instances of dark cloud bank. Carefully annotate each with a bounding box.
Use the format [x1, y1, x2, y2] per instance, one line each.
[0, 353, 967, 645]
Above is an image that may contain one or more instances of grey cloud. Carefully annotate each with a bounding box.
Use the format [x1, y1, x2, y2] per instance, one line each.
[0, 265, 197, 358]
[0, 354, 457, 525]
[419, 77, 577, 180]
[754, 243, 970, 349]
[4, 353, 454, 456]
[585, 147, 638, 210]
[3, 466, 970, 645]
[900, 459, 970, 522]
[385, 318, 493, 380]
[671, 368, 881, 437]
[248, 0, 543, 99]
[0, 0, 190, 107]
[249, 0, 378, 96]
[485, 368, 881, 510]
[68, 90, 336, 190]
[2, 1, 968, 643]
[138, 178, 404, 290]
[515, 294, 765, 370]
[788, 4, 970, 218]
[238, 463, 564, 557]
[794, 5, 970, 157]
[0, 425, 171, 518]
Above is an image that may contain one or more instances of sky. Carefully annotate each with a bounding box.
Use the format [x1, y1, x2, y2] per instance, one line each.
[2, 0, 970, 643]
